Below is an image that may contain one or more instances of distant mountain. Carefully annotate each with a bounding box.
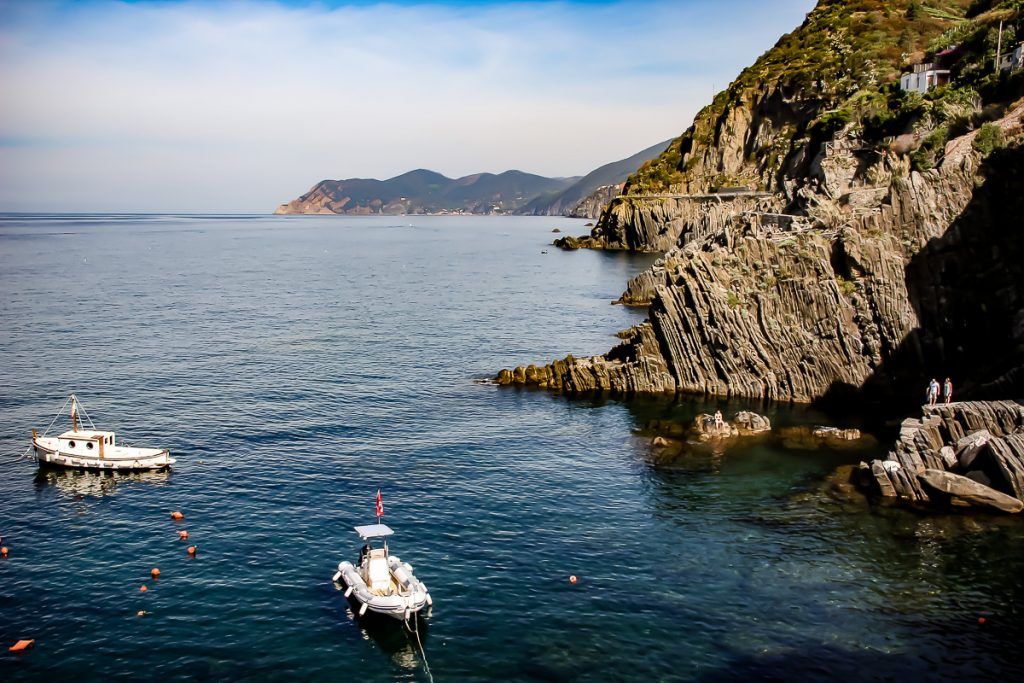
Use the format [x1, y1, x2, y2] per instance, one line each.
[514, 139, 672, 217]
[274, 169, 580, 215]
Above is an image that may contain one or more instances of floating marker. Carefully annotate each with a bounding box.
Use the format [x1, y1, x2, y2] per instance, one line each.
[170, 511, 184, 520]
[151, 568, 161, 579]
[1, 547, 8, 558]
[178, 530, 189, 540]
[137, 611, 146, 617]
[140, 585, 148, 593]
[9, 639, 34, 653]
[569, 575, 577, 584]
[187, 546, 197, 556]
[978, 616, 987, 625]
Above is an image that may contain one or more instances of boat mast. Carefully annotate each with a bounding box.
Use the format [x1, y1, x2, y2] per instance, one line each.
[70, 395, 79, 432]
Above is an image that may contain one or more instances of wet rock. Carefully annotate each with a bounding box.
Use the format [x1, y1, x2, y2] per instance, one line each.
[918, 469, 1024, 514]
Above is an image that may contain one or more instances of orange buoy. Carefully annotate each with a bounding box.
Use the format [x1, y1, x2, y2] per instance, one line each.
[187, 546, 196, 556]
[178, 530, 189, 540]
[151, 568, 161, 579]
[139, 585, 148, 593]
[9, 639, 35, 653]
[170, 511, 184, 520]
[137, 610, 147, 617]
[569, 575, 577, 584]
[1, 546, 8, 558]
[978, 616, 987, 625]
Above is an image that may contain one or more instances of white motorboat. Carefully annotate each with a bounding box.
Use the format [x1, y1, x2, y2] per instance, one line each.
[332, 499, 431, 621]
[31, 394, 174, 471]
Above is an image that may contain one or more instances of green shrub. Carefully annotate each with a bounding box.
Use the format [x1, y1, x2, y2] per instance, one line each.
[972, 122, 1005, 155]
[910, 125, 950, 170]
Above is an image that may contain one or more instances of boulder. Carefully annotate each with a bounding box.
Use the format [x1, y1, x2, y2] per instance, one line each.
[731, 411, 771, 435]
[956, 429, 992, 469]
[939, 446, 957, 469]
[692, 414, 738, 441]
[917, 469, 1024, 514]
[870, 460, 897, 498]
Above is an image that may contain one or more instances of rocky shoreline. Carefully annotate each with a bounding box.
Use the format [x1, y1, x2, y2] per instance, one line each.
[499, 106, 1024, 404]
[856, 400, 1024, 514]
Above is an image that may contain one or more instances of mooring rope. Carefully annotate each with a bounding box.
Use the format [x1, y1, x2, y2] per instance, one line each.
[405, 612, 434, 683]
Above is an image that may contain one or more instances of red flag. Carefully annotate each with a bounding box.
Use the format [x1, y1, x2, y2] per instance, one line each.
[375, 489, 383, 518]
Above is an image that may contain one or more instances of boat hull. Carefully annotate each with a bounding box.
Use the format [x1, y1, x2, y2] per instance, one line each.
[334, 558, 430, 621]
[33, 439, 175, 471]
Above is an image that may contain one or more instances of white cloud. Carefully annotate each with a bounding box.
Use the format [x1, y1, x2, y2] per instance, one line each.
[0, 0, 816, 212]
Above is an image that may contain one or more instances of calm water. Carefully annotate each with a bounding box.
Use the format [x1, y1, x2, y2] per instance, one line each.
[1, 214, 1022, 682]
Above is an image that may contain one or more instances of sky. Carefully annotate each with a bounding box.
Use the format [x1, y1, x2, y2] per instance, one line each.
[0, 0, 816, 213]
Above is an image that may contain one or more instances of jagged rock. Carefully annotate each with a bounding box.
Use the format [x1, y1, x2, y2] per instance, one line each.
[870, 460, 897, 498]
[553, 235, 605, 251]
[778, 426, 876, 450]
[858, 401, 1024, 513]
[918, 469, 1023, 514]
[731, 411, 771, 435]
[691, 414, 738, 441]
[812, 426, 861, 441]
[956, 429, 992, 469]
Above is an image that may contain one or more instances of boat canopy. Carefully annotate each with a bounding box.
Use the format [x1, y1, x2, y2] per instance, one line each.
[354, 523, 394, 540]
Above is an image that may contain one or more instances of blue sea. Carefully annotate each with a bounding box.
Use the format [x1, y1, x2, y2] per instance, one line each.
[1, 214, 1022, 681]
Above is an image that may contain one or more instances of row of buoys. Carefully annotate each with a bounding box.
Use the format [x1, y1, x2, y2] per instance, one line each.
[134, 511, 199, 617]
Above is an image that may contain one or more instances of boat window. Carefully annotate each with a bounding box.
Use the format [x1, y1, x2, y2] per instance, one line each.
[68, 441, 76, 448]
[87, 442, 94, 449]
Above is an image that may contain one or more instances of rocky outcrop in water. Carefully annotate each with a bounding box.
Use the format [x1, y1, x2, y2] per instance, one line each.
[501, 97, 1024, 404]
[857, 400, 1024, 513]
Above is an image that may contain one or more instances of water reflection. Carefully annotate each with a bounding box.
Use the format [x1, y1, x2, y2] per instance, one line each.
[333, 582, 430, 671]
[34, 465, 172, 498]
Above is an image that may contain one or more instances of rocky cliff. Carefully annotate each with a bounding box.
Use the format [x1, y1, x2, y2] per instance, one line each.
[501, 0, 1024, 406]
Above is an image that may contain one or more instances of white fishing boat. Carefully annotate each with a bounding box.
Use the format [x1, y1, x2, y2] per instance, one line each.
[332, 492, 432, 621]
[31, 394, 174, 471]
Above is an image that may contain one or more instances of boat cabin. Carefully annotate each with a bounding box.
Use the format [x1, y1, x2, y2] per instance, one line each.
[56, 429, 116, 457]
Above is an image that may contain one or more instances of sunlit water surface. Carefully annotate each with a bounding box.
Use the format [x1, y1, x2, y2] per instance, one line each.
[1, 214, 1022, 681]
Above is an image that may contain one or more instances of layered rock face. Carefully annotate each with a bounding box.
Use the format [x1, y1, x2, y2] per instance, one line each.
[857, 401, 1024, 513]
[503, 0, 1024, 405]
[500, 115, 1024, 402]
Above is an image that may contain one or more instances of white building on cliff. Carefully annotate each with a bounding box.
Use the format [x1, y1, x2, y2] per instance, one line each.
[900, 62, 951, 93]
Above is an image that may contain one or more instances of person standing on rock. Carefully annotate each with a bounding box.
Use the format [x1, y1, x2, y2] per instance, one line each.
[943, 377, 953, 405]
[714, 410, 724, 429]
[927, 378, 940, 406]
